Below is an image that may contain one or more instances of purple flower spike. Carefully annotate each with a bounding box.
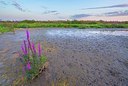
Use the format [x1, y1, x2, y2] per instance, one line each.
[21, 44, 26, 55]
[26, 30, 33, 54]
[26, 61, 31, 70]
[32, 42, 36, 54]
[26, 30, 30, 40]
[21, 44, 24, 53]
[38, 42, 42, 57]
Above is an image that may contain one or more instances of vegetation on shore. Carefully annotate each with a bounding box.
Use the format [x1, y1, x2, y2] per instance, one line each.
[0, 20, 128, 33]
[13, 30, 48, 85]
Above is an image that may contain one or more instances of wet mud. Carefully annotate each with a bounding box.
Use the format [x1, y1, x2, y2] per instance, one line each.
[0, 28, 128, 86]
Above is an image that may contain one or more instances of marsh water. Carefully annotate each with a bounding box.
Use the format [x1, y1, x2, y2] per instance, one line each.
[0, 28, 128, 85]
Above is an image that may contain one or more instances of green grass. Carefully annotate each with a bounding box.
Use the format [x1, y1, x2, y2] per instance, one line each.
[0, 20, 128, 33]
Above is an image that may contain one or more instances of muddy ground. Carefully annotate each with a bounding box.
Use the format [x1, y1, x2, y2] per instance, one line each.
[0, 28, 128, 86]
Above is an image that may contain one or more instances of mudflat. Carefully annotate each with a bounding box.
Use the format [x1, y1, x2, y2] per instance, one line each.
[0, 28, 128, 86]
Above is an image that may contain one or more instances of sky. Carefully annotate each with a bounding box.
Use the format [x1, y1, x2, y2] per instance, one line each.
[0, 0, 128, 21]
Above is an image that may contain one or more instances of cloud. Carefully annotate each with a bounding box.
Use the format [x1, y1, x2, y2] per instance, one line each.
[42, 6, 48, 9]
[104, 10, 128, 16]
[71, 14, 91, 19]
[70, 10, 128, 20]
[82, 4, 128, 10]
[42, 10, 58, 14]
[80, 16, 128, 21]
[12, 1, 25, 12]
[0, 1, 7, 5]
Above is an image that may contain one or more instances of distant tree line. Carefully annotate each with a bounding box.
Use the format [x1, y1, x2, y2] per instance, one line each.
[0, 20, 128, 24]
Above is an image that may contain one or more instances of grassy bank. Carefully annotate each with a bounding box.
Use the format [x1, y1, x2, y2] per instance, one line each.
[0, 20, 128, 33]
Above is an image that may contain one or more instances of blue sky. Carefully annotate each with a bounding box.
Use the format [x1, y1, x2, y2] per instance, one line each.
[0, 0, 128, 21]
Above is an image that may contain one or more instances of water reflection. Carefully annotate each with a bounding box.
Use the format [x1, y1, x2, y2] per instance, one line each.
[1, 28, 128, 42]
[46, 29, 128, 37]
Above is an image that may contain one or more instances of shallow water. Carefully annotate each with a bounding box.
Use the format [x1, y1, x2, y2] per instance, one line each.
[0, 28, 128, 85]
[1, 28, 128, 42]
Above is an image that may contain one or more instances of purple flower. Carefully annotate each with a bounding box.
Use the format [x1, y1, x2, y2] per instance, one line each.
[21, 44, 27, 55]
[32, 42, 36, 54]
[38, 42, 42, 57]
[26, 30, 30, 40]
[26, 30, 33, 54]
[26, 61, 31, 70]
